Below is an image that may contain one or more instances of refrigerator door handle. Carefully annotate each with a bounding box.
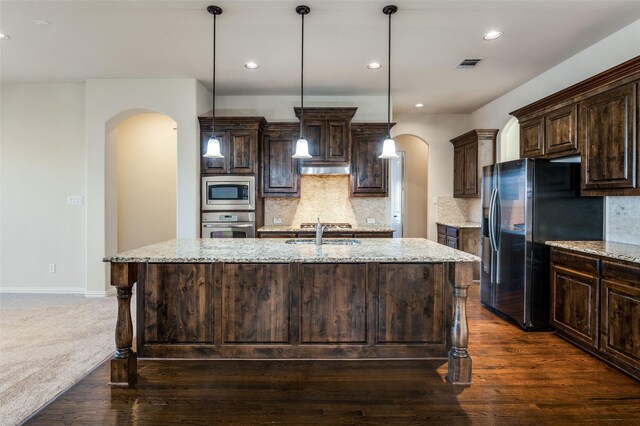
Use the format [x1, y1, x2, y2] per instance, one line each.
[488, 188, 497, 252]
[494, 190, 502, 252]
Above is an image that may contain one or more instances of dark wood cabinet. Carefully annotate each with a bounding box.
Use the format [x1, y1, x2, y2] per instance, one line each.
[512, 57, 640, 196]
[581, 83, 637, 194]
[294, 108, 355, 164]
[550, 247, 640, 381]
[199, 117, 265, 175]
[261, 124, 300, 197]
[550, 251, 600, 348]
[437, 224, 447, 245]
[350, 123, 390, 197]
[450, 129, 497, 198]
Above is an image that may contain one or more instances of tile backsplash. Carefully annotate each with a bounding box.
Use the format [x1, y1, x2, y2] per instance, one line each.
[606, 197, 640, 245]
[435, 196, 482, 223]
[264, 175, 389, 226]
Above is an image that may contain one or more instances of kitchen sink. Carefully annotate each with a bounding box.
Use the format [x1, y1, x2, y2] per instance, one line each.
[285, 238, 362, 245]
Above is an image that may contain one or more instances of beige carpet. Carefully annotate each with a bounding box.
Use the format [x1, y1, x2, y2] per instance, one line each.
[0, 292, 133, 426]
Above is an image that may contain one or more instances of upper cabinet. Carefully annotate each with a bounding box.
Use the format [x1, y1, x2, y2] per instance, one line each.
[293, 107, 356, 164]
[261, 124, 300, 198]
[450, 129, 497, 198]
[350, 123, 391, 197]
[511, 56, 640, 196]
[199, 117, 265, 175]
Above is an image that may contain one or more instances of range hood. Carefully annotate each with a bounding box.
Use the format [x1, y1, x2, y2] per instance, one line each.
[300, 164, 351, 175]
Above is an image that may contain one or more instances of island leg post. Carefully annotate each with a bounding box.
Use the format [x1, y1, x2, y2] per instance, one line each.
[109, 263, 137, 386]
[447, 262, 473, 385]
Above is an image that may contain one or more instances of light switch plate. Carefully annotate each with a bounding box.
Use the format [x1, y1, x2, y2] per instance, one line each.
[367, 218, 376, 224]
[67, 196, 84, 205]
[273, 218, 282, 224]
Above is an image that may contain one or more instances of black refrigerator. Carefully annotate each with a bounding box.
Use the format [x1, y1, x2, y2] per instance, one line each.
[480, 159, 604, 330]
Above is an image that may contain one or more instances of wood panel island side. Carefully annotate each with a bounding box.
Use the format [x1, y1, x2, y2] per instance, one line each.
[104, 238, 479, 386]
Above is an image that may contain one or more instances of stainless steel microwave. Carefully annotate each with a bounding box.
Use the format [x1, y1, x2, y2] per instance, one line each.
[202, 176, 255, 211]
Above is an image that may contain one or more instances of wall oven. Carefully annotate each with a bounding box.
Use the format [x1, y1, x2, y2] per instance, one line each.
[201, 212, 255, 238]
[202, 175, 255, 211]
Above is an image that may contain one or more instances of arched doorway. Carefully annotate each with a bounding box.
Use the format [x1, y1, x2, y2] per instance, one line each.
[392, 134, 430, 238]
[105, 111, 177, 258]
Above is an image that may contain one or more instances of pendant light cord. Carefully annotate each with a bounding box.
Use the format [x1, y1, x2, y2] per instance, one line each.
[300, 11, 305, 139]
[387, 9, 391, 139]
[212, 11, 217, 136]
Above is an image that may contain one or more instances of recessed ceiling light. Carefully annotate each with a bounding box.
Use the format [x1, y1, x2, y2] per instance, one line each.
[367, 62, 381, 70]
[244, 62, 259, 69]
[33, 19, 50, 25]
[483, 30, 503, 40]
[414, 103, 424, 108]
[0, 33, 11, 40]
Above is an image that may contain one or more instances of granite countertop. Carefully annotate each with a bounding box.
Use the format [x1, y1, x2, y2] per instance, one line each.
[258, 225, 395, 233]
[436, 221, 481, 229]
[545, 240, 640, 264]
[104, 238, 480, 264]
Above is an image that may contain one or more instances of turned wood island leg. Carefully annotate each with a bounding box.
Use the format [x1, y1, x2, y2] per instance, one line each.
[109, 263, 137, 386]
[447, 262, 473, 385]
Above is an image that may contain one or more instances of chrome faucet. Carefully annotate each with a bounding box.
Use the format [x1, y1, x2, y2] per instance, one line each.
[315, 217, 326, 245]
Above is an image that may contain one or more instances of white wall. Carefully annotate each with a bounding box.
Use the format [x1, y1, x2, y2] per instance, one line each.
[0, 83, 87, 293]
[471, 19, 640, 245]
[393, 113, 473, 240]
[86, 79, 206, 295]
[116, 113, 177, 252]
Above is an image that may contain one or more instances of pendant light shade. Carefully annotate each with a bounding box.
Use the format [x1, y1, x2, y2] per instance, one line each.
[203, 5, 224, 159]
[292, 5, 312, 159]
[379, 5, 399, 160]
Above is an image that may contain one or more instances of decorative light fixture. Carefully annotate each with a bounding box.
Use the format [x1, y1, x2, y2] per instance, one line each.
[203, 5, 224, 159]
[292, 5, 312, 159]
[244, 62, 259, 69]
[379, 5, 399, 159]
[483, 30, 503, 40]
[367, 62, 381, 70]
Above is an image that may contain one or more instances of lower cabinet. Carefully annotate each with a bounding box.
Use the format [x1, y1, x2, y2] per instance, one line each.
[550, 248, 640, 380]
[437, 223, 480, 280]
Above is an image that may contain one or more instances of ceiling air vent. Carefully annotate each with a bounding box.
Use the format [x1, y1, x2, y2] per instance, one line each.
[456, 58, 482, 69]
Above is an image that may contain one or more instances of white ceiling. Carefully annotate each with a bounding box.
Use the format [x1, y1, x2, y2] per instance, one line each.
[2, 0, 640, 113]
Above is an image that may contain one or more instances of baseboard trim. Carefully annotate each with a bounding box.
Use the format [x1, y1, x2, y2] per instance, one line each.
[0, 287, 85, 295]
[84, 288, 116, 298]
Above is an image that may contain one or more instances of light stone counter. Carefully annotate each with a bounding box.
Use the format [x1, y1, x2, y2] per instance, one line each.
[104, 238, 480, 264]
[546, 240, 640, 264]
[257, 225, 395, 233]
[436, 221, 481, 229]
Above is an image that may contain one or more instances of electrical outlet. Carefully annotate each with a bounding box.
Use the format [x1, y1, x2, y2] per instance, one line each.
[367, 218, 376, 224]
[273, 218, 282, 224]
[432, 197, 439, 205]
[67, 196, 84, 205]
[48, 264, 56, 273]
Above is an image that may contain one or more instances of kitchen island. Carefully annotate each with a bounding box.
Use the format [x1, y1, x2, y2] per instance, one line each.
[104, 238, 479, 386]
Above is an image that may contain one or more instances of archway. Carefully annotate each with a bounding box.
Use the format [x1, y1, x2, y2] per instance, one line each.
[104, 110, 178, 261]
[393, 134, 430, 238]
[499, 117, 520, 163]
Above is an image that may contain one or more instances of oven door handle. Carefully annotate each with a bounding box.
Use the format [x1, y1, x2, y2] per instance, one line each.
[203, 224, 254, 228]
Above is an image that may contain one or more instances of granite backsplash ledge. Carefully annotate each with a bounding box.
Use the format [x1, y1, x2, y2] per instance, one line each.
[264, 175, 389, 226]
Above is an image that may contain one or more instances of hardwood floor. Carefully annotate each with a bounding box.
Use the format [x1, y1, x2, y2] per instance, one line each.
[26, 285, 639, 425]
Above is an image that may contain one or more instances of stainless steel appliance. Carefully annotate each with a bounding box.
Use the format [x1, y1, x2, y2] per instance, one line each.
[481, 159, 604, 330]
[202, 176, 255, 211]
[201, 212, 255, 238]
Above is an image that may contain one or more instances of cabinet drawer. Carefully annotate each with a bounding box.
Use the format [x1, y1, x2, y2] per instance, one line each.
[446, 226, 459, 238]
[446, 236, 458, 249]
[601, 260, 640, 289]
[259, 233, 297, 238]
[551, 249, 600, 275]
[354, 232, 393, 238]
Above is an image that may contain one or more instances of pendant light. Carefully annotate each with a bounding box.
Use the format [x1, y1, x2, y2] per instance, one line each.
[379, 5, 399, 159]
[203, 5, 224, 159]
[292, 5, 312, 159]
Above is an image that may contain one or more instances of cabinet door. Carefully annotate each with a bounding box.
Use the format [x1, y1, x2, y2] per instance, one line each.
[351, 133, 388, 196]
[453, 146, 465, 197]
[545, 104, 579, 156]
[302, 120, 324, 162]
[520, 116, 545, 158]
[446, 236, 458, 249]
[326, 121, 350, 162]
[551, 264, 599, 348]
[201, 131, 229, 174]
[600, 261, 640, 371]
[581, 83, 637, 190]
[228, 130, 256, 174]
[463, 142, 478, 196]
[262, 135, 300, 197]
